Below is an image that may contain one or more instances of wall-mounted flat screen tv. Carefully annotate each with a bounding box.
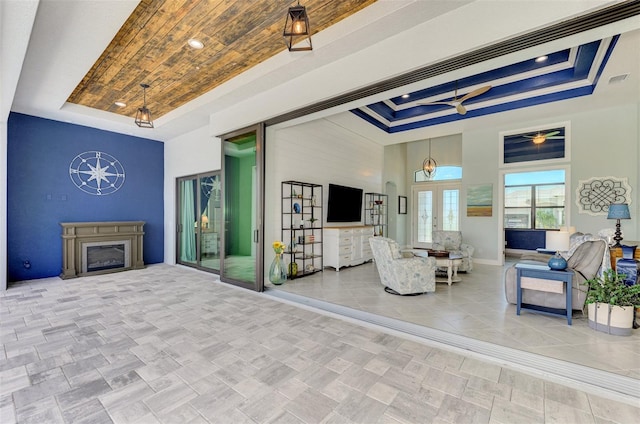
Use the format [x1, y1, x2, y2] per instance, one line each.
[327, 183, 363, 222]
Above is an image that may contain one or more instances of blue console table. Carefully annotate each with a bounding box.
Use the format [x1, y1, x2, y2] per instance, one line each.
[515, 263, 574, 325]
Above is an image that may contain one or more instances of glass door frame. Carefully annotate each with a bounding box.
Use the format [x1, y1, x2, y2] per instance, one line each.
[175, 171, 221, 273]
[219, 123, 265, 292]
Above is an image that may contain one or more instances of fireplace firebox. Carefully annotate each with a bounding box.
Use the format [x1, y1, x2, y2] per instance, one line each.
[84, 241, 130, 273]
[61, 222, 144, 279]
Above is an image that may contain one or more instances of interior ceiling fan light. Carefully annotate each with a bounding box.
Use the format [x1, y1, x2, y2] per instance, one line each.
[526, 130, 560, 144]
[532, 134, 546, 144]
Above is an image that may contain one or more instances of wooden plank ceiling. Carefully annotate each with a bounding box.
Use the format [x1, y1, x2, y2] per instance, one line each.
[67, 0, 377, 120]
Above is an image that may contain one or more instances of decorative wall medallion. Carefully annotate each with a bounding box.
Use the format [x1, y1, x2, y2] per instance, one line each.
[69, 151, 126, 195]
[576, 176, 632, 215]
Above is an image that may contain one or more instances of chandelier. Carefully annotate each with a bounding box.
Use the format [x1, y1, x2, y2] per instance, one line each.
[422, 139, 438, 179]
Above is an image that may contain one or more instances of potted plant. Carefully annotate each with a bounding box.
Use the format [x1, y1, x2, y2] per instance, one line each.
[583, 269, 640, 336]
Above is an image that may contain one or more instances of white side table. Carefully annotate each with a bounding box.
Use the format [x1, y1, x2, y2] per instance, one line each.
[435, 254, 463, 286]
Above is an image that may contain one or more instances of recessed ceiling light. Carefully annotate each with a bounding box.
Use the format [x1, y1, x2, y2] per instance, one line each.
[114, 101, 126, 107]
[535, 55, 548, 63]
[401, 94, 410, 99]
[188, 38, 204, 49]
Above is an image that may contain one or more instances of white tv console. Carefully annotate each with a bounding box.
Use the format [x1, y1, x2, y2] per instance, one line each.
[323, 226, 374, 271]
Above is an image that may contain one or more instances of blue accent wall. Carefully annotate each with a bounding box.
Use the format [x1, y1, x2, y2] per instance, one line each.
[7, 113, 164, 282]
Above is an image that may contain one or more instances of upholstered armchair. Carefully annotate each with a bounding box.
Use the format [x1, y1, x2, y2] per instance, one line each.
[369, 237, 436, 295]
[432, 231, 474, 272]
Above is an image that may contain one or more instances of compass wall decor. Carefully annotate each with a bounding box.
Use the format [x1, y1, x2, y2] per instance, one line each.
[69, 151, 126, 195]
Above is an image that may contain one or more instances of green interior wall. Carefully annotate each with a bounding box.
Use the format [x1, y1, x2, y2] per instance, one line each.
[237, 155, 254, 255]
[224, 138, 256, 257]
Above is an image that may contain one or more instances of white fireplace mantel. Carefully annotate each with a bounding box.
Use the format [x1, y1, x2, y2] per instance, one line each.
[60, 221, 145, 279]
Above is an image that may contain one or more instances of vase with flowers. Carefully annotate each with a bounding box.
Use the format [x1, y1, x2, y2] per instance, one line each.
[269, 241, 287, 285]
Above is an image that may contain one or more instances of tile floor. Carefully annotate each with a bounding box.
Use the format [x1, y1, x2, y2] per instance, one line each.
[273, 261, 640, 380]
[1, 264, 639, 424]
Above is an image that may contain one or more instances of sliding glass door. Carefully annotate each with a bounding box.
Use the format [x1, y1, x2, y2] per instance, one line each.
[220, 125, 264, 291]
[176, 172, 221, 272]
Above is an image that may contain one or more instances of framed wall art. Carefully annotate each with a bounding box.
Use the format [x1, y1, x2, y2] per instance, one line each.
[467, 184, 493, 217]
[398, 196, 407, 214]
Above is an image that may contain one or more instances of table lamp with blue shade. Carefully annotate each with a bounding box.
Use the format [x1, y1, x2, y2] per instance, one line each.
[607, 203, 631, 247]
[546, 230, 570, 270]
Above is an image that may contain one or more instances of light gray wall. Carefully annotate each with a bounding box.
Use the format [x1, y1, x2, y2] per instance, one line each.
[463, 102, 639, 264]
[406, 134, 462, 170]
[569, 104, 638, 236]
[462, 128, 501, 263]
[383, 143, 407, 245]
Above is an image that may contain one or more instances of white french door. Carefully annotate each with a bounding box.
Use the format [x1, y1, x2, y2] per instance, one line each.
[411, 183, 461, 248]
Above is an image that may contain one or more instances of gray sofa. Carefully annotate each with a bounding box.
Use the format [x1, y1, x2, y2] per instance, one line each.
[504, 237, 608, 311]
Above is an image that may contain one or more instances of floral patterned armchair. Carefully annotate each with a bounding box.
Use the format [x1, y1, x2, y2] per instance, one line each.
[432, 231, 474, 272]
[369, 237, 436, 295]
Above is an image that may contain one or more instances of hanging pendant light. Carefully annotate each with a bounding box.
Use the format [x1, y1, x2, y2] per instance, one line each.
[283, 1, 312, 51]
[422, 139, 438, 179]
[135, 83, 154, 128]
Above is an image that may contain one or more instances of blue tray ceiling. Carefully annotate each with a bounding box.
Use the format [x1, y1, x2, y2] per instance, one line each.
[351, 36, 619, 133]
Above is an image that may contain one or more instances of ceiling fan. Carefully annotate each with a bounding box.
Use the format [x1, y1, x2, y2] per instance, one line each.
[524, 130, 563, 144]
[419, 84, 492, 115]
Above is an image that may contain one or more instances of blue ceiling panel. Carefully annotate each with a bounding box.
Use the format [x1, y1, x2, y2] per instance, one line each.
[572, 40, 604, 78]
[390, 49, 572, 106]
[352, 36, 619, 134]
[387, 86, 595, 134]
